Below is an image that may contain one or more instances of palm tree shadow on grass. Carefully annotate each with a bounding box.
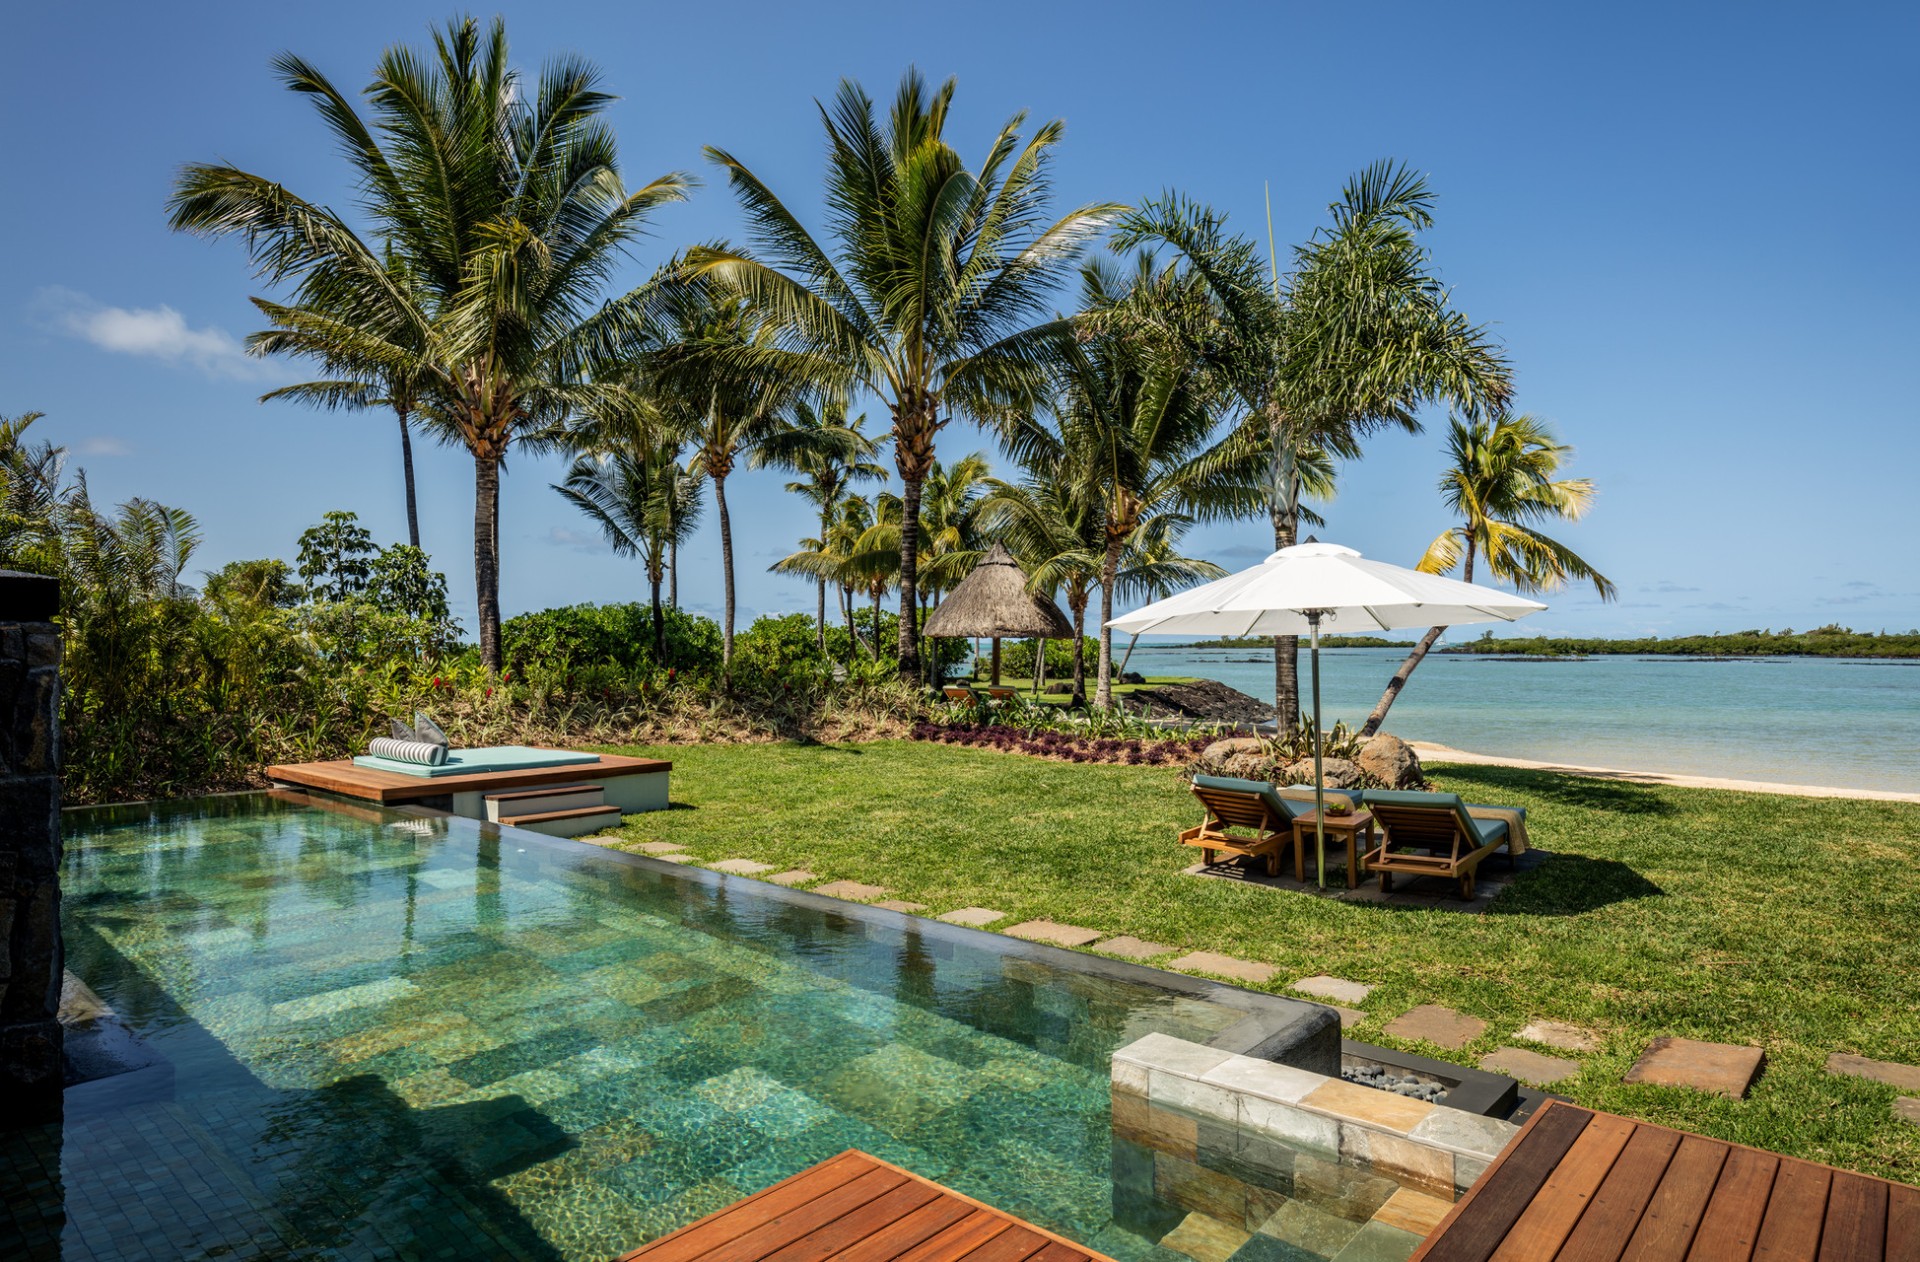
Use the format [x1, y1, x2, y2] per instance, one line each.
[1430, 764, 1681, 817]
[1487, 853, 1666, 916]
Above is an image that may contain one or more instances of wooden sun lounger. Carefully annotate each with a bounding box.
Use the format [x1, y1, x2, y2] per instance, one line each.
[1362, 790, 1514, 899]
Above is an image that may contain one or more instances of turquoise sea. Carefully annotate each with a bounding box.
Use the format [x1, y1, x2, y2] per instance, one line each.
[1123, 645, 1919, 793]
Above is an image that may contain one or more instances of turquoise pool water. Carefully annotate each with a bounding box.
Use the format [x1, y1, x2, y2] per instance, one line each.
[3, 794, 1402, 1261]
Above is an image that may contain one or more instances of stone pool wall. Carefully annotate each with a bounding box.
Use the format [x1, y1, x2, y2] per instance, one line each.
[0, 570, 62, 1126]
[1110, 1032, 1518, 1256]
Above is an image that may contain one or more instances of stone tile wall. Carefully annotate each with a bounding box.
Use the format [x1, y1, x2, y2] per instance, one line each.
[0, 571, 62, 1126]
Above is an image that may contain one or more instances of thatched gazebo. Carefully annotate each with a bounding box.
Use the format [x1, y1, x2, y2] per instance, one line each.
[923, 543, 1073, 686]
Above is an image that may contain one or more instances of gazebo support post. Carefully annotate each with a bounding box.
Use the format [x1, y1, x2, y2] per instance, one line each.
[991, 638, 1001, 687]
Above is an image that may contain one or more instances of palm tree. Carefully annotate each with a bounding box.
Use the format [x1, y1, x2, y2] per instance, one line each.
[168, 17, 692, 669]
[771, 493, 878, 661]
[688, 68, 1121, 678]
[1007, 256, 1260, 708]
[1361, 414, 1615, 734]
[0, 413, 66, 574]
[1112, 163, 1509, 723]
[915, 452, 994, 613]
[553, 442, 705, 657]
[762, 398, 884, 652]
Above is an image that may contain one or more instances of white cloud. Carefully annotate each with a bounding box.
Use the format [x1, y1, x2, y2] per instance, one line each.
[40, 287, 276, 381]
[77, 437, 131, 457]
[546, 525, 610, 553]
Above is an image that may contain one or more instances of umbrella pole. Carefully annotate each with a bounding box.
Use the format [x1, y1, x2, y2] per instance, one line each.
[1309, 612, 1327, 890]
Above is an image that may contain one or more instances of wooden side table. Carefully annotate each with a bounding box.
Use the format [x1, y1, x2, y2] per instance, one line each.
[1290, 809, 1376, 887]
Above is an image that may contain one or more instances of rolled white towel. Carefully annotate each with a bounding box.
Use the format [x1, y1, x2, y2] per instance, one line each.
[368, 736, 449, 766]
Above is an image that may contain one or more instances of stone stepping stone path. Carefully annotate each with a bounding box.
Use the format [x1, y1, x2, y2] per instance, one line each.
[1292, 975, 1373, 1004]
[1329, 1005, 1365, 1031]
[1896, 1098, 1920, 1128]
[1168, 950, 1275, 984]
[766, 870, 817, 886]
[1516, 1020, 1600, 1053]
[937, 907, 1006, 927]
[650, 853, 694, 863]
[709, 859, 774, 876]
[1480, 1047, 1580, 1087]
[811, 880, 891, 901]
[1624, 1036, 1765, 1099]
[1825, 1052, 1920, 1092]
[1383, 1005, 1488, 1050]
[635, 841, 685, 855]
[1004, 920, 1103, 947]
[870, 900, 926, 913]
[1091, 936, 1172, 960]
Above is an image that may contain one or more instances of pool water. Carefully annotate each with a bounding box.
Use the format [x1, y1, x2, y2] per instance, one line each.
[5, 794, 1413, 1261]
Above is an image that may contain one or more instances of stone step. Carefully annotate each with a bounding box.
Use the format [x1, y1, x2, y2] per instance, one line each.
[497, 804, 623, 838]
[482, 783, 606, 822]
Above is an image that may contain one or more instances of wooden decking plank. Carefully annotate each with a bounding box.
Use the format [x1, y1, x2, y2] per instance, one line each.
[1752, 1160, 1834, 1262]
[889, 1210, 1014, 1262]
[1816, 1172, 1888, 1262]
[1413, 1101, 1596, 1262]
[620, 1152, 870, 1262]
[1620, 1134, 1732, 1260]
[1026, 1243, 1094, 1262]
[760, 1179, 947, 1262]
[831, 1199, 979, 1262]
[1490, 1111, 1638, 1261]
[956, 1224, 1052, 1262]
[1555, 1124, 1684, 1262]
[699, 1166, 911, 1262]
[1685, 1147, 1781, 1262]
[1888, 1182, 1920, 1262]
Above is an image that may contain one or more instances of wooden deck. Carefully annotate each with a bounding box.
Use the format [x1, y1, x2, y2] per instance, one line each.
[617, 1150, 1114, 1262]
[1412, 1099, 1919, 1262]
[266, 750, 671, 805]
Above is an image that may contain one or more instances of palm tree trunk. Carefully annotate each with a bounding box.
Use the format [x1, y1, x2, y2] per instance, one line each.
[474, 452, 503, 672]
[896, 473, 923, 678]
[1360, 537, 1474, 736]
[670, 539, 679, 609]
[1069, 594, 1088, 707]
[714, 471, 735, 665]
[648, 566, 666, 659]
[1095, 536, 1122, 708]
[817, 507, 831, 655]
[843, 586, 857, 661]
[870, 584, 882, 658]
[1270, 501, 1299, 729]
[397, 401, 420, 550]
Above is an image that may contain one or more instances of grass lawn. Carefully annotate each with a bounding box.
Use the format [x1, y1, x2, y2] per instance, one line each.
[594, 737, 1920, 1186]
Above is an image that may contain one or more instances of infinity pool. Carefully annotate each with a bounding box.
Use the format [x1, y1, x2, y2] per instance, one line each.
[4, 793, 1408, 1261]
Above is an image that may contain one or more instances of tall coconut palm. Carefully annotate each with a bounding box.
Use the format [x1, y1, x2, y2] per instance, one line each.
[688, 68, 1121, 678]
[1361, 414, 1614, 734]
[762, 399, 884, 652]
[1112, 162, 1509, 723]
[553, 443, 705, 657]
[915, 452, 993, 612]
[771, 493, 879, 660]
[168, 17, 692, 669]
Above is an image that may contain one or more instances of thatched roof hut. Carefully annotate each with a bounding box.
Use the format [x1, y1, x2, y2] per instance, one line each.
[924, 544, 1073, 640]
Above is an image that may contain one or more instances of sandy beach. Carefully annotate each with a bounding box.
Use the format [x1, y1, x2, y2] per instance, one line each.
[1410, 741, 1920, 804]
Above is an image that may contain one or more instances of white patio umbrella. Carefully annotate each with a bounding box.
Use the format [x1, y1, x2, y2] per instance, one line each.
[1107, 540, 1546, 887]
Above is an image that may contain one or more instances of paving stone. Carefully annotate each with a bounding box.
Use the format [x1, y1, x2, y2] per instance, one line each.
[650, 853, 695, 863]
[1825, 1052, 1920, 1093]
[1331, 1005, 1366, 1030]
[1255, 1198, 1362, 1256]
[1329, 1220, 1423, 1262]
[936, 906, 1007, 927]
[811, 880, 891, 901]
[1171, 951, 1276, 985]
[1370, 1187, 1453, 1237]
[1004, 920, 1103, 947]
[766, 870, 817, 886]
[1896, 1097, 1920, 1128]
[1624, 1037, 1765, 1099]
[1382, 1005, 1489, 1050]
[635, 841, 686, 855]
[709, 859, 775, 876]
[1158, 1210, 1250, 1262]
[1293, 975, 1374, 1004]
[1480, 1047, 1580, 1087]
[1515, 1020, 1600, 1053]
[1093, 935, 1175, 960]
[870, 900, 926, 913]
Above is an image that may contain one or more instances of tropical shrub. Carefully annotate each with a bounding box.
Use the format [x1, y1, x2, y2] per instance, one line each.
[500, 603, 722, 676]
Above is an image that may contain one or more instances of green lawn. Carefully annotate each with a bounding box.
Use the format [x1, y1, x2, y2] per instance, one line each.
[594, 738, 1920, 1186]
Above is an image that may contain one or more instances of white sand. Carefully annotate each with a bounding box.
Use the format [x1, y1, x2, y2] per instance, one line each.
[1408, 741, 1920, 804]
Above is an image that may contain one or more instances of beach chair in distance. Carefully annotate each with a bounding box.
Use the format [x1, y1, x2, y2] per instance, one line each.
[1362, 790, 1513, 899]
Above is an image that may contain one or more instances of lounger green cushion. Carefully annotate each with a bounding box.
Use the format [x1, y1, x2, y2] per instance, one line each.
[1281, 784, 1365, 812]
[1365, 789, 1509, 846]
[1192, 774, 1305, 821]
[351, 744, 602, 778]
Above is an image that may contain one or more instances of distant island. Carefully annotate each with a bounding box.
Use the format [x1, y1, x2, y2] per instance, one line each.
[1177, 634, 1417, 649]
[1441, 625, 1920, 658]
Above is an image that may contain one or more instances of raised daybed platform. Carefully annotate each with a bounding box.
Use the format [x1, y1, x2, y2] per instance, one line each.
[268, 749, 671, 822]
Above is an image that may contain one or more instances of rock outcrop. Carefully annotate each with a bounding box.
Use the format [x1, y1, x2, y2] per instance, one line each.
[1356, 733, 1424, 790]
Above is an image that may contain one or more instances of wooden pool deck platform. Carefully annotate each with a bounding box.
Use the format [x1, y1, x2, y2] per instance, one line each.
[617, 1150, 1114, 1262]
[267, 750, 671, 806]
[1412, 1099, 1919, 1262]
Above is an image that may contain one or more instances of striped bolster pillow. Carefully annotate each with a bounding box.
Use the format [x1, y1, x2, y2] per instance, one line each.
[367, 736, 449, 766]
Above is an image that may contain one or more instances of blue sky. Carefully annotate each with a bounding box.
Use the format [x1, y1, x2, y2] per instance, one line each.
[5, 1, 1916, 639]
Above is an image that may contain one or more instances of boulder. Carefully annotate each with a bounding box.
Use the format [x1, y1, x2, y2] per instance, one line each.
[1279, 757, 1366, 790]
[1219, 752, 1277, 780]
[1200, 736, 1267, 764]
[1120, 670, 1145, 684]
[1357, 733, 1424, 790]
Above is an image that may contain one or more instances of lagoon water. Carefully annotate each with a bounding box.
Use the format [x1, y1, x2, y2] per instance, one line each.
[1123, 644, 1919, 793]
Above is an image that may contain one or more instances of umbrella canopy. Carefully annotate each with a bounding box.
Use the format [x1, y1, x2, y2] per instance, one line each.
[924, 544, 1074, 640]
[1106, 541, 1546, 637]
